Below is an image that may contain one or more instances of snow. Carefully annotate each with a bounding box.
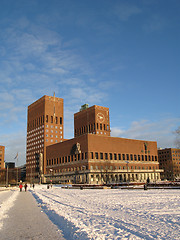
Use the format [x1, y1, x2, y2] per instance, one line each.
[30, 186, 180, 240]
[0, 189, 19, 230]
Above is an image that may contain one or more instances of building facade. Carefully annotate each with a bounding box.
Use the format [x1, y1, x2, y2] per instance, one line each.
[26, 94, 64, 182]
[0, 146, 5, 169]
[46, 134, 161, 184]
[44, 104, 162, 184]
[158, 148, 180, 180]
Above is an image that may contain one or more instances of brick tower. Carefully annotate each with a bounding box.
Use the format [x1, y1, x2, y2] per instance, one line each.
[26, 94, 64, 182]
[74, 104, 111, 137]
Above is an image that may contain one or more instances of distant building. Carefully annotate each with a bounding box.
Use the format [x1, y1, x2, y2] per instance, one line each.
[26, 94, 64, 182]
[0, 146, 5, 169]
[158, 148, 180, 180]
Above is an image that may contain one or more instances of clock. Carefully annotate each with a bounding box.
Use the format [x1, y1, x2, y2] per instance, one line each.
[97, 113, 105, 123]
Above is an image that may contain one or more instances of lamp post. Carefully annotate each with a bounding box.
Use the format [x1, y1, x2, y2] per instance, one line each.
[50, 169, 53, 185]
[31, 167, 33, 186]
[82, 165, 86, 184]
[125, 161, 129, 187]
[6, 165, 9, 188]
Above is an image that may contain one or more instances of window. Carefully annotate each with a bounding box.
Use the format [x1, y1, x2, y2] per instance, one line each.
[142, 155, 144, 161]
[55, 117, 58, 124]
[100, 152, 103, 159]
[114, 153, 117, 160]
[105, 153, 108, 160]
[91, 152, 94, 159]
[134, 155, 137, 161]
[138, 155, 140, 161]
[51, 116, 53, 123]
[109, 153, 112, 160]
[46, 115, 48, 123]
[130, 154, 133, 160]
[60, 117, 62, 124]
[95, 152, 98, 159]
[122, 154, 125, 160]
[118, 154, 121, 160]
[126, 154, 129, 160]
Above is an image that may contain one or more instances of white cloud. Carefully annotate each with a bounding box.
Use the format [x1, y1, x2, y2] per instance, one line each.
[111, 118, 180, 148]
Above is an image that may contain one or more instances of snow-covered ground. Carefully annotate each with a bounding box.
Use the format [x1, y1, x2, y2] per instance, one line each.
[30, 186, 180, 240]
[0, 189, 19, 230]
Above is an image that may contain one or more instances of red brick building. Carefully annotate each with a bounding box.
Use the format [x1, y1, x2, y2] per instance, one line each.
[0, 146, 5, 169]
[45, 104, 162, 184]
[46, 134, 161, 184]
[26, 96, 162, 184]
[158, 148, 180, 180]
[26, 94, 64, 182]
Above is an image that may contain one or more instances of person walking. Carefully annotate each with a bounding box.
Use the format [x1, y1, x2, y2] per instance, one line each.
[24, 183, 28, 192]
[19, 183, 23, 192]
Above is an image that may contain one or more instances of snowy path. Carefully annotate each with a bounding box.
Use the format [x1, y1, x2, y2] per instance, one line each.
[0, 188, 65, 240]
[32, 186, 180, 240]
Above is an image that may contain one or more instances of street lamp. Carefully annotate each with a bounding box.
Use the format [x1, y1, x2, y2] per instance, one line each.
[6, 165, 9, 188]
[50, 169, 53, 185]
[125, 161, 129, 187]
[82, 165, 86, 184]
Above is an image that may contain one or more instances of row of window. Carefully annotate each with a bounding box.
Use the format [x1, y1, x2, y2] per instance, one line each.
[75, 123, 109, 136]
[46, 115, 63, 124]
[92, 152, 157, 161]
[27, 125, 63, 135]
[28, 115, 63, 129]
[47, 152, 88, 166]
[45, 139, 63, 143]
[46, 152, 158, 166]
[47, 164, 158, 174]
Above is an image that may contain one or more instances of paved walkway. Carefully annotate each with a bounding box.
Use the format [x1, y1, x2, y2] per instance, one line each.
[1, 189, 65, 240]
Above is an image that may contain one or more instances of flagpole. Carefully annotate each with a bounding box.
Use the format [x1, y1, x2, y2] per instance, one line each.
[16, 153, 18, 185]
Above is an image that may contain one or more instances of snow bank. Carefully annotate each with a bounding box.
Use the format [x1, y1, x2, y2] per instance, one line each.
[31, 186, 180, 239]
[0, 190, 19, 230]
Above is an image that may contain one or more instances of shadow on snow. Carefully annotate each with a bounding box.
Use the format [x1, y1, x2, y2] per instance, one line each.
[31, 191, 89, 240]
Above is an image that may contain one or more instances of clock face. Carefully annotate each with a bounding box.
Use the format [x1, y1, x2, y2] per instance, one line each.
[97, 113, 105, 123]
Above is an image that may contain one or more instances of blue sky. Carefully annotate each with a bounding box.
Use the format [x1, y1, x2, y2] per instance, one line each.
[0, 0, 179, 166]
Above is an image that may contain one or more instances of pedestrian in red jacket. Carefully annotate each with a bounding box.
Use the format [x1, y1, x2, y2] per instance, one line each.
[19, 183, 23, 192]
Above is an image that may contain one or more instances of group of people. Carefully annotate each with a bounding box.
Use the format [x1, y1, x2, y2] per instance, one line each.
[19, 182, 35, 192]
